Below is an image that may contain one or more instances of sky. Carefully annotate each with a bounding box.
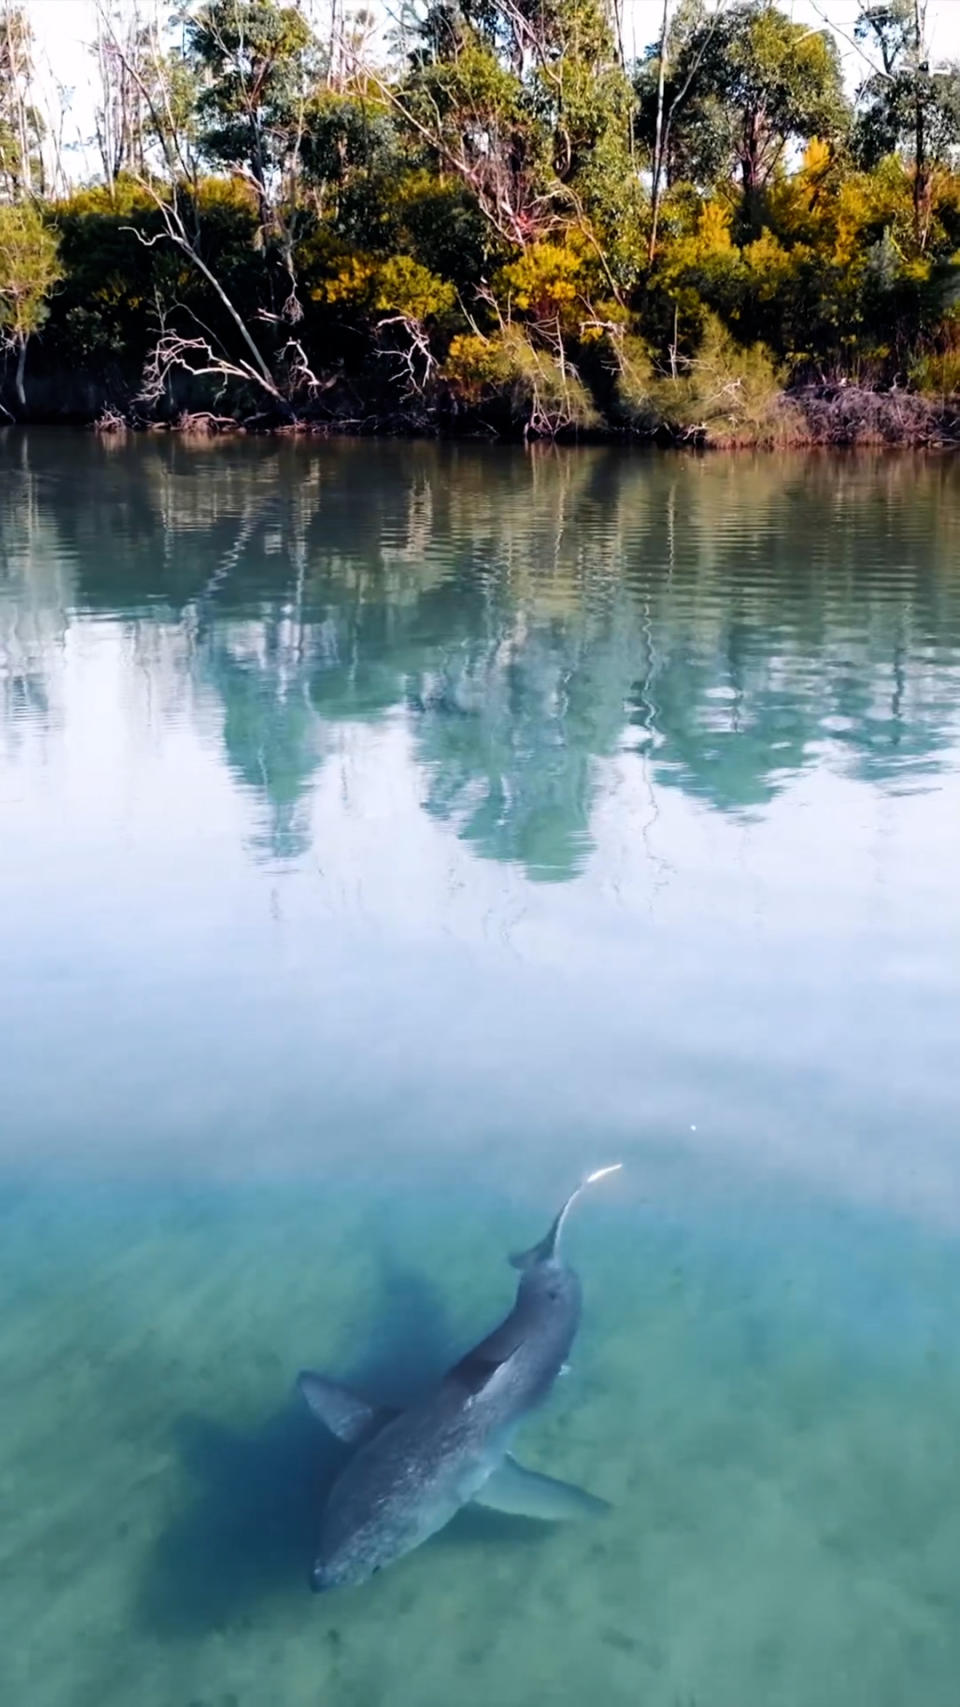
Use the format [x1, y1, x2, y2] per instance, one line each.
[20, 0, 960, 182]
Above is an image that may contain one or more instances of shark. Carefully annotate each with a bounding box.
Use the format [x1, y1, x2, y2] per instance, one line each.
[297, 1165, 620, 1591]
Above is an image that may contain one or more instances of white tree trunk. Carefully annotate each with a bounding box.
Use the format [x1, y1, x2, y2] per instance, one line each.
[15, 337, 27, 410]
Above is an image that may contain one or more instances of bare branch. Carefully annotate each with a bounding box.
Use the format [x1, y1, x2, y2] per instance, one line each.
[121, 178, 282, 397]
[375, 312, 438, 396]
[138, 328, 270, 407]
[806, 0, 894, 84]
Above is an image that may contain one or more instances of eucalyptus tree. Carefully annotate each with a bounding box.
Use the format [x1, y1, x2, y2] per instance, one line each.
[0, 4, 44, 200]
[854, 0, 960, 249]
[636, 1, 849, 237]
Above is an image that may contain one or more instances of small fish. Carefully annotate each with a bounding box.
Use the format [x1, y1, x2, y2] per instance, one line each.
[297, 1165, 621, 1591]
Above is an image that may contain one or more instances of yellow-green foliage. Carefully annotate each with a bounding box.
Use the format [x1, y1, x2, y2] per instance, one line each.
[310, 250, 454, 321]
[51, 177, 158, 219]
[650, 316, 796, 446]
[742, 229, 806, 300]
[664, 199, 739, 273]
[312, 251, 379, 307]
[911, 345, 960, 397]
[443, 332, 509, 400]
[656, 199, 748, 327]
[444, 324, 598, 432]
[194, 177, 260, 218]
[911, 304, 960, 397]
[372, 256, 456, 321]
[609, 333, 659, 430]
[0, 202, 62, 341]
[763, 139, 840, 247]
[51, 174, 257, 223]
[495, 241, 591, 331]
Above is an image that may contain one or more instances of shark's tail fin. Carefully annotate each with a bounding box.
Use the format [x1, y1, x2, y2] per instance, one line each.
[509, 1164, 622, 1269]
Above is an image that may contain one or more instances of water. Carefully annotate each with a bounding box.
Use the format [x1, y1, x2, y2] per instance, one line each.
[2, 433, 960, 1707]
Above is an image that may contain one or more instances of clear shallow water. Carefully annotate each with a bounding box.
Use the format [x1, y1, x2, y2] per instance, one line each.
[2, 434, 960, 1706]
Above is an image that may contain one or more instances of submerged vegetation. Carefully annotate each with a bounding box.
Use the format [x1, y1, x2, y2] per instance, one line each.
[3, 0, 960, 442]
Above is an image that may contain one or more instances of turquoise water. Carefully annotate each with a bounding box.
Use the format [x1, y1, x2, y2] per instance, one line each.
[2, 434, 960, 1706]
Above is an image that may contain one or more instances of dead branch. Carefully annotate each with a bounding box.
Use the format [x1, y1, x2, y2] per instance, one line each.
[121, 189, 287, 404]
[277, 337, 338, 397]
[137, 327, 281, 412]
[375, 313, 438, 397]
[173, 409, 240, 434]
[93, 404, 129, 432]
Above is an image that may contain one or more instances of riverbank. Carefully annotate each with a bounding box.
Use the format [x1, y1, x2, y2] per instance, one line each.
[6, 377, 960, 449]
[78, 386, 960, 449]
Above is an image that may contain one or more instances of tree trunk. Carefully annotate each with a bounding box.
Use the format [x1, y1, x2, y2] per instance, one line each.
[914, 0, 929, 249]
[741, 108, 765, 237]
[914, 94, 927, 248]
[647, 0, 671, 266]
[15, 336, 27, 410]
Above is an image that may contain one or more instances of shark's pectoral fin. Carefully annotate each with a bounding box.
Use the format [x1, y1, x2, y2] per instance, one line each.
[296, 1371, 395, 1444]
[471, 1454, 610, 1521]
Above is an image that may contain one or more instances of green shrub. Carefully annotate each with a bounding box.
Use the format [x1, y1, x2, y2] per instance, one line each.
[649, 315, 798, 446]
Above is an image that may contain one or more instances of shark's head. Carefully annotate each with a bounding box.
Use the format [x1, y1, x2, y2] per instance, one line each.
[504, 1165, 621, 1363]
[513, 1252, 581, 1314]
[310, 1554, 376, 1593]
[310, 1459, 438, 1592]
[310, 1514, 392, 1593]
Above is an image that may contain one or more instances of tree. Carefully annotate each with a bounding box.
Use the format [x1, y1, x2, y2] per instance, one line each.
[641, 0, 732, 263]
[91, 3, 201, 191]
[0, 3, 44, 200]
[854, 1, 960, 250]
[637, 1, 849, 234]
[181, 0, 331, 329]
[385, 0, 636, 255]
[93, 4, 150, 187]
[184, 0, 322, 219]
[0, 201, 61, 408]
[89, 4, 315, 421]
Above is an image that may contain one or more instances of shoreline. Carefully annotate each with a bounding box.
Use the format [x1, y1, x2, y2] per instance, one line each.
[3, 382, 959, 450]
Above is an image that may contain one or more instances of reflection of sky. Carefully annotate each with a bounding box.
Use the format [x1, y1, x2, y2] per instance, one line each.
[2, 436, 959, 1223]
[2, 591, 959, 1227]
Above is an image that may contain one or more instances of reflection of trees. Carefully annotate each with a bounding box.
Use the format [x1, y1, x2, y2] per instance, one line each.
[210, 632, 325, 861]
[0, 440, 73, 757]
[5, 434, 960, 873]
[410, 616, 632, 880]
[622, 456, 960, 810]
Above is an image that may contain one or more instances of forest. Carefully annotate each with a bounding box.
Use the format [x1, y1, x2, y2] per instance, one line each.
[2, 0, 960, 442]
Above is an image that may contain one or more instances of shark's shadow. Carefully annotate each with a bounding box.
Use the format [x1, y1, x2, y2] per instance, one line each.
[138, 1253, 546, 1637]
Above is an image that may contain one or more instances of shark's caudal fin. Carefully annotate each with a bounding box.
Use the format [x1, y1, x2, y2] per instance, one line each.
[509, 1164, 622, 1270]
[472, 1454, 611, 1520]
[296, 1372, 395, 1444]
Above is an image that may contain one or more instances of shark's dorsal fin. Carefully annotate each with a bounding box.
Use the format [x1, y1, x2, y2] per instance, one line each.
[296, 1371, 396, 1444]
[509, 1165, 622, 1269]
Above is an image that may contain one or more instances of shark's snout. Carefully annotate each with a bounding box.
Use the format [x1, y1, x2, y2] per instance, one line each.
[311, 1556, 378, 1592]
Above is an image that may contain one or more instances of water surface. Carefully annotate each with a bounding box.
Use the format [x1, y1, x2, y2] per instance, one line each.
[2, 434, 960, 1707]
